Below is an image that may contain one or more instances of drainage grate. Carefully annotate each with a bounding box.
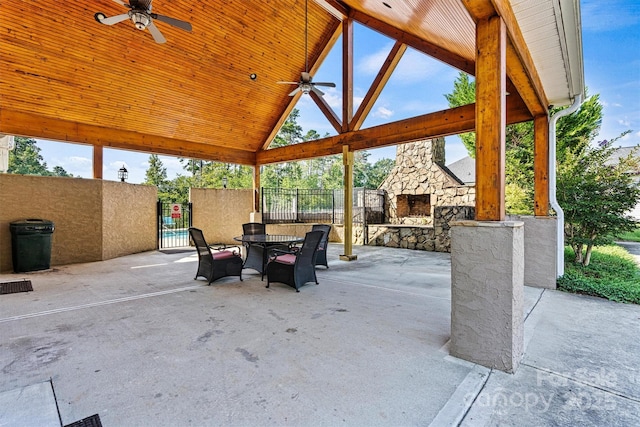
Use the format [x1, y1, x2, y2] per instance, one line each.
[64, 414, 102, 427]
[0, 280, 33, 295]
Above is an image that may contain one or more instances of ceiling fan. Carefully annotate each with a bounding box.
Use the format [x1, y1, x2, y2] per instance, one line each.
[277, 0, 335, 96]
[94, 0, 192, 44]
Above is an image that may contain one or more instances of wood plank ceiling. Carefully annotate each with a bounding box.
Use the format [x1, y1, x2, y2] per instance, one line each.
[0, 0, 564, 166]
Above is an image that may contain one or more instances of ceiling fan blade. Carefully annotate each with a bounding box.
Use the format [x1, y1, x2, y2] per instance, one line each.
[152, 14, 192, 31]
[311, 86, 325, 96]
[147, 21, 167, 43]
[313, 82, 336, 87]
[277, 81, 299, 85]
[99, 13, 130, 25]
[111, 0, 131, 8]
[288, 87, 301, 96]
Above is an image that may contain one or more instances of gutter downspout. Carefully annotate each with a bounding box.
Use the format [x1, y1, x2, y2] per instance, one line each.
[549, 94, 582, 277]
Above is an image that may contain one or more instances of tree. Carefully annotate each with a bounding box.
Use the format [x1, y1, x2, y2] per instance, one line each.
[8, 137, 52, 176]
[557, 136, 640, 266]
[444, 73, 476, 157]
[444, 73, 606, 216]
[8, 137, 72, 177]
[52, 166, 73, 177]
[144, 155, 168, 187]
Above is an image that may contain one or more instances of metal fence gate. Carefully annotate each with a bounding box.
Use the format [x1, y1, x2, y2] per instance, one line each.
[157, 202, 192, 248]
[262, 187, 385, 225]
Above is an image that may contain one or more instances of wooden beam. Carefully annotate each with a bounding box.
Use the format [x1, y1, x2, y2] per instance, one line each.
[339, 145, 357, 261]
[93, 145, 103, 179]
[533, 114, 550, 216]
[462, 0, 548, 116]
[342, 18, 354, 132]
[257, 95, 531, 165]
[350, 9, 475, 76]
[0, 109, 256, 165]
[313, 0, 348, 19]
[493, 0, 549, 115]
[310, 90, 342, 133]
[474, 16, 507, 221]
[352, 41, 407, 131]
[253, 166, 261, 212]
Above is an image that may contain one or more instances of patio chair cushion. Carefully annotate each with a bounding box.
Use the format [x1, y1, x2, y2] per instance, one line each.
[212, 250, 238, 260]
[273, 253, 297, 265]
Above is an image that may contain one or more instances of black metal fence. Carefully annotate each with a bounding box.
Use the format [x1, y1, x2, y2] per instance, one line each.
[157, 202, 193, 248]
[262, 188, 385, 225]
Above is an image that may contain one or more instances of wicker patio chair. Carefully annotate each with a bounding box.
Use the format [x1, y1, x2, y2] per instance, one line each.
[189, 227, 243, 284]
[241, 222, 266, 276]
[266, 230, 323, 292]
[311, 224, 331, 268]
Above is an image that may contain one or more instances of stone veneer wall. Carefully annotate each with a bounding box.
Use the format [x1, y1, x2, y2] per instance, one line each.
[367, 206, 475, 252]
[378, 138, 475, 226]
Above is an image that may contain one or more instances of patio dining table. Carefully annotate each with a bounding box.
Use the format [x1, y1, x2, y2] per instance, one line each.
[233, 234, 304, 279]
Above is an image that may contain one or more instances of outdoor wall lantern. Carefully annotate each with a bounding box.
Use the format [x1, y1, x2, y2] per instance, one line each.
[118, 165, 128, 182]
[222, 176, 228, 189]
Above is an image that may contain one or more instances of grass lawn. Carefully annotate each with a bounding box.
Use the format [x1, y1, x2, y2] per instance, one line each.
[558, 245, 640, 304]
[615, 225, 640, 242]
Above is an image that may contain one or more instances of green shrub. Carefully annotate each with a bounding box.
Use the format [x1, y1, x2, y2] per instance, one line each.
[558, 245, 640, 304]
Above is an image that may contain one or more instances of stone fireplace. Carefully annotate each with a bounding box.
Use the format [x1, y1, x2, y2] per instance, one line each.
[378, 138, 475, 226]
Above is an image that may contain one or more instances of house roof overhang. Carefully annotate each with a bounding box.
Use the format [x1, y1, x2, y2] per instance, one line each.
[0, 0, 584, 165]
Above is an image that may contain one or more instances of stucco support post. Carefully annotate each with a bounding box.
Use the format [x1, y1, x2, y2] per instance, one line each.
[513, 114, 557, 288]
[93, 145, 103, 179]
[340, 145, 357, 261]
[451, 221, 524, 372]
[449, 15, 524, 373]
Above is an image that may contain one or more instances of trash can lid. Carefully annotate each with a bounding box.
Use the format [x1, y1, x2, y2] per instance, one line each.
[10, 219, 55, 226]
[10, 219, 55, 233]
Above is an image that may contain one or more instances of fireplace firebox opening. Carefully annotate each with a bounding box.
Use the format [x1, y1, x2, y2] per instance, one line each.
[397, 194, 432, 217]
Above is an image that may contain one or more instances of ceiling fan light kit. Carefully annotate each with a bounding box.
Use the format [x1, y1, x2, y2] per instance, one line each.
[94, 0, 192, 44]
[276, 0, 336, 97]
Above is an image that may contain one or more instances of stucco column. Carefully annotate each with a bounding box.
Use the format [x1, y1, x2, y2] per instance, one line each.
[511, 215, 558, 289]
[450, 220, 524, 373]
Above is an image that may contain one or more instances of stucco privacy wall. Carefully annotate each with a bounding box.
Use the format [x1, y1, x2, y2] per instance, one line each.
[190, 188, 254, 244]
[0, 174, 102, 272]
[0, 174, 157, 273]
[102, 181, 157, 260]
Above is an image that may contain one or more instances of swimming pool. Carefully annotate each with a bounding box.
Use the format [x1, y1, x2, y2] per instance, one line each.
[159, 228, 190, 248]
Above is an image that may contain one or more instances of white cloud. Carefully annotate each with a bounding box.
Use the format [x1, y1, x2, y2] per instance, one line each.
[618, 119, 632, 127]
[357, 46, 390, 75]
[321, 88, 342, 109]
[393, 49, 458, 84]
[373, 106, 394, 119]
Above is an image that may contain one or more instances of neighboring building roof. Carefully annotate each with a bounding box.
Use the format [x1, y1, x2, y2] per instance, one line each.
[446, 156, 475, 185]
[605, 146, 640, 172]
[448, 146, 640, 186]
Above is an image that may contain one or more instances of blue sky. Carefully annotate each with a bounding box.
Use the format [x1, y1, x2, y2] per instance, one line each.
[34, 0, 640, 184]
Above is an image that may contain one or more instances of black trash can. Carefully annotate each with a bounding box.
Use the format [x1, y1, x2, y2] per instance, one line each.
[10, 219, 55, 273]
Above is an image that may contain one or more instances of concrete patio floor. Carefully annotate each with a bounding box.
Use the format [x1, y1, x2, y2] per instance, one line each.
[1, 244, 639, 426]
